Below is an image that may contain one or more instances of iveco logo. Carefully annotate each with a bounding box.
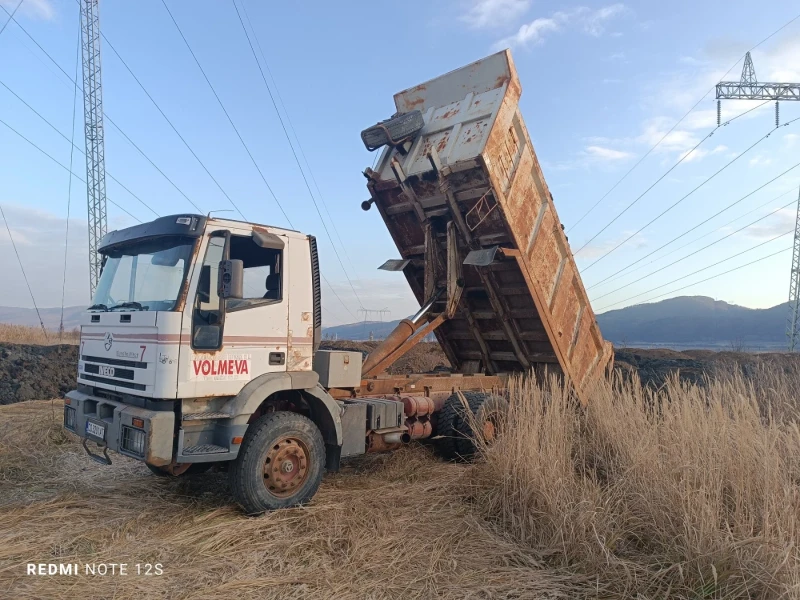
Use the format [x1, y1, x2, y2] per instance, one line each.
[104, 332, 114, 351]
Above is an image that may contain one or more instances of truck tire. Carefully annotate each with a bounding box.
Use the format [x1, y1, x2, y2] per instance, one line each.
[229, 411, 325, 515]
[435, 391, 508, 461]
[146, 463, 212, 477]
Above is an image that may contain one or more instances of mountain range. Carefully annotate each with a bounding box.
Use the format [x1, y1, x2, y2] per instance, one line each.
[0, 296, 791, 349]
[322, 296, 791, 350]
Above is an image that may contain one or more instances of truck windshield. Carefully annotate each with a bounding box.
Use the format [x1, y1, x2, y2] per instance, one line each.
[92, 236, 195, 312]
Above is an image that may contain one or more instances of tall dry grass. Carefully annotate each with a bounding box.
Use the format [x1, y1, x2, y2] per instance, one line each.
[470, 367, 800, 599]
[0, 323, 79, 345]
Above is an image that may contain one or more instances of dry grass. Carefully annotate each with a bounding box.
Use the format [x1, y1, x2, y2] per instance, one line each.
[470, 367, 800, 599]
[0, 401, 582, 600]
[1, 366, 799, 598]
[0, 324, 79, 346]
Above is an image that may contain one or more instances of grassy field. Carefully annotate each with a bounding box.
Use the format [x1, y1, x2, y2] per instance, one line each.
[1, 367, 798, 598]
[0, 324, 79, 346]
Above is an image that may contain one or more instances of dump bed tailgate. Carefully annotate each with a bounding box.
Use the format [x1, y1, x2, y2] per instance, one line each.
[364, 50, 612, 402]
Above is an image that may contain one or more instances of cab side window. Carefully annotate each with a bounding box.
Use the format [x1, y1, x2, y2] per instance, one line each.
[192, 236, 225, 350]
[226, 234, 283, 311]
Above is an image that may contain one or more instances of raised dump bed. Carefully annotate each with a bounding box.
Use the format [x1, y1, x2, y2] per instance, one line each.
[362, 50, 613, 402]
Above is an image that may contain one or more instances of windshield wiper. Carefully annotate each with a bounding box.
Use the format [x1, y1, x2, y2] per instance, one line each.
[87, 303, 108, 312]
[108, 301, 148, 311]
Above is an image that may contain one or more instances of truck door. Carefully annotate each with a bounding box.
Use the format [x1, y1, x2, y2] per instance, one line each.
[178, 228, 290, 398]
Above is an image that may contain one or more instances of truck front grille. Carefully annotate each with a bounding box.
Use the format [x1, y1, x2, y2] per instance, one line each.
[81, 355, 147, 369]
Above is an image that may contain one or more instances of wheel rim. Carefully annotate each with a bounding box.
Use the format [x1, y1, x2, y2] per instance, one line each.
[263, 436, 310, 498]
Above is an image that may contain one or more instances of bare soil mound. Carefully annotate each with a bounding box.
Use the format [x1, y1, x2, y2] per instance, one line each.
[0, 344, 78, 405]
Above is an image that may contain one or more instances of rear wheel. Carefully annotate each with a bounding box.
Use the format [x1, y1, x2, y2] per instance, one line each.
[435, 391, 508, 461]
[229, 411, 325, 515]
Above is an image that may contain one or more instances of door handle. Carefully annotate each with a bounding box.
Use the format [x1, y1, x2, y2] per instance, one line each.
[269, 352, 285, 366]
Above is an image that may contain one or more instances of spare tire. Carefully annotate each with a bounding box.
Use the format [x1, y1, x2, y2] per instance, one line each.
[434, 391, 508, 461]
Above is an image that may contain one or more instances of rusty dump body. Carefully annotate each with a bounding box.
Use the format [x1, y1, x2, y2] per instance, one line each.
[362, 50, 613, 403]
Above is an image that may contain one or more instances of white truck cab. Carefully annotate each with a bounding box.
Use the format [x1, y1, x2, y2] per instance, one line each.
[65, 214, 348, 512]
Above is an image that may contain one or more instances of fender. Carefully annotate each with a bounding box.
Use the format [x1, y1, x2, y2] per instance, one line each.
[227, 371, 342, 446]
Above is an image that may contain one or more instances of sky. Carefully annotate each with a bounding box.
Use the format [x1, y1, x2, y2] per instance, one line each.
[1, 0, 799, 326]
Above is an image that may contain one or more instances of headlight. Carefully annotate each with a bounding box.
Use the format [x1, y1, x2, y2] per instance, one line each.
[64, 406, 76, 431]
[361, 110, 424, 151]
[121, 425, 145, 456]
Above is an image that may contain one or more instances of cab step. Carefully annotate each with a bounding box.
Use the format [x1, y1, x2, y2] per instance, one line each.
[181, 444, 228, 456]
[182, 411, 231, 421]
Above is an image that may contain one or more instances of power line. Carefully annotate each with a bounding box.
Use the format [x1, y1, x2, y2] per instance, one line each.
[597, 246, 792, 313]
[321, 273, 358, 321]
[0, 116, 142, 222]
[593, 193, 800, 300]
[230, 0, 365, 309]
[575, 100, 770, 256]
[568, 10, 800, 233]
[598, 230, 793, 310]
[0, 0, 22, 37]
[589, 188, 798, 290]
[0, 80, 160, 218]
[587, 163, 800, 290]
[158, 0, 291, 224]
[96, 23, 246, 219]
[0, 4, 201, 214]
[581, 115, 800, 272]
[60, 10, 80, 340]
[593, 225, 793, 306]
[0, 204, 47, 337]
[237, 0, 364, 289]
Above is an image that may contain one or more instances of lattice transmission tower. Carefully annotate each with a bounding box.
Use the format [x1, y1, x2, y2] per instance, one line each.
[787, 188, 800, 351]
[81, 0, 107, 296]
[716, 52, 800, 350]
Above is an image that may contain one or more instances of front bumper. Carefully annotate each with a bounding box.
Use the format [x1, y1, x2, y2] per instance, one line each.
[64, 390, 175, 466]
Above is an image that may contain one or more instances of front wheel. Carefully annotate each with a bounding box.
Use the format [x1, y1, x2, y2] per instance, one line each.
[229, 411, 325, 515]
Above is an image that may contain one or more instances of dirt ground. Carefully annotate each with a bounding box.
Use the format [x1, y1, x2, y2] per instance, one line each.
[0, 344, 78, 405]
[0, 400, 582, 600]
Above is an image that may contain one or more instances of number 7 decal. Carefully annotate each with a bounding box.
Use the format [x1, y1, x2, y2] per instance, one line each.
[140, 345, 147, 361]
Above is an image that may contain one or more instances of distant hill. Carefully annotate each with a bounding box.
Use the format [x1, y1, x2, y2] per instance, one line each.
[323, 320, 403, 341]
[321, 296, 791, 349]
[0, 306, 85, 330]
[596, 296, 788, 348]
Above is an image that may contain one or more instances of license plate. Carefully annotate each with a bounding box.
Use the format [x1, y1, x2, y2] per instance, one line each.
[86, 421, 106, 440]
[99, 365, 115, 377]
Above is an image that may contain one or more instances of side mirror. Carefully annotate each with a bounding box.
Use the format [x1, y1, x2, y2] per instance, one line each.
[218, 259, 243, 299]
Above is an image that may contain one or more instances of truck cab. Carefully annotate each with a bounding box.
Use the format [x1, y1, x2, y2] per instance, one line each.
[65, 214, 346, 512]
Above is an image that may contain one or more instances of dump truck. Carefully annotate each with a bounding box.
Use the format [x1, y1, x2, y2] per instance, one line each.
[63, 49, 612, 514]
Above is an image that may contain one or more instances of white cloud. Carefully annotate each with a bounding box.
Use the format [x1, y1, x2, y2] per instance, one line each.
[740, 209, 795, 240]
[749, 155, 773, 168]
[582, 3, 626, 36]
[493, 15, 562, 49]
[493, 4, 627, 50]
[585, 145, 632, 161]
[677, 144, 728, 163]
[785, 133, 799, 149]
[461, 0, 531, 29]
[0, 0, 54, 20]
